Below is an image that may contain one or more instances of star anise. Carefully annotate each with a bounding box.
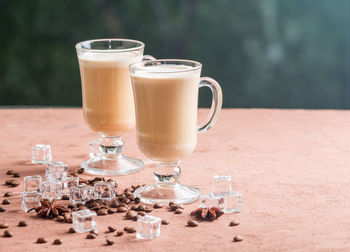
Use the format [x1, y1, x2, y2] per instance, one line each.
[28, 199, 68, 218]
[190, 207, 224, 221]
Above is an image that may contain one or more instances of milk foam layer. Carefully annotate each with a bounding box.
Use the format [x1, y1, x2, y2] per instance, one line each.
[131, 65, 197, 79]
[79, 51, 142, 67]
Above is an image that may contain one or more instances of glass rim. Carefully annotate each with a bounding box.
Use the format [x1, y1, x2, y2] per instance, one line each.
[75, 38, 145, 53]
[129, 59, 202, 73]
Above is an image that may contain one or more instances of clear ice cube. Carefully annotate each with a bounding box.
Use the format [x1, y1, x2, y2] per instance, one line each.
[70, 184, 93, 204]
[41, 180, 62, 200]
[21, 191, 43, 212]
[199, 193, 225, 209]
[136, 214, 161, 240]
[24, 175, 42, 192]
[224, 191, 242, 213]
[93, 181, 115, 201]
[72, 209, 97, 233]
[212, 175, 232, 197]
[46, 161, 69, 181]
[61, 177, 79, 196]
[31, 144, 52, 164]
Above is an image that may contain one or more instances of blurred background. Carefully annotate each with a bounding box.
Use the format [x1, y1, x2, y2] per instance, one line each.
[0, 0, 349, 109]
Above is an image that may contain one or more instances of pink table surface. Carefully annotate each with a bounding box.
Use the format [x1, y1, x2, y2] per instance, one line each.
[0, 108, 350, 251]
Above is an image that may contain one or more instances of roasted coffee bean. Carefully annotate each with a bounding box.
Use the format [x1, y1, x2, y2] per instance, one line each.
[137, 204, 145, 211]
[187, 220, 198, 227]
[161, 220, 169, 225]
[5, 180, 15, 185]
[90, 229, 98, 235]
[144, 207, 153, 213]
[4, 230, 13, 237]
[115, 231, 124, 237]
[11, 181, 20, 187]
[36, 237, 47, 243]
[125, 210, 138, 220]
[94, 177, 103, 181]
[110, 201, 119, 208]
[77, 168, 84, 174]
[53, 239, 63, 245]
[97, 209, 108, 216]
[0, 207, 6, 212]
[0, 223, 9, 229]
[68, 227, 76, 233]
[117, 206, 127, 213]
[67, 203, 75, 209]
[131, 205, 138, 211]
[169, 201, 176, 207]
[153, 203, 162, 209]
[134, 197, 140, 204]
[108, 226, 116, 232]
[170, 205, 178, 211]
[229, 220, 240, 226]
[56, 216, 65, 222]
[6, 170, 15, 175]
[123, 227, 129, 232]
[174, 209, 183, 214]
[4, 192, 13, 197]
[106, 239, 114, 245]
[61, 195, 70, 200]
[138, 212, 146, 217]
[13, 172, 20, 178]
[18, 221, 27, 227]
[233, 235, 243, 242]
[126, 227, 136, 233]
[108, 208, 117, 214]
[86, 233, 96, 239]
[2, 199, 10, 205]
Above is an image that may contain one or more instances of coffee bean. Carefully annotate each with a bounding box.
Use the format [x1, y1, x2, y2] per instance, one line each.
[174, 209, 183, 214]
[53, 239, 63, 245]
[4, 230, 13, 237]
[68, 227, 76, 233]
[5, 179, 15, 185]
[117, 206, 127, 213]
[106, 239, 114, 246]
[126, 227, 136, 233]
[108, 226, 116, 232]
[169, 201, 176, 207]
[153, 203, 162, 209]
[61, 195, 70, 200]
[36, 237, 47, 243]
[161, 220, 169, 225]
[187, 220, 198, 227]
[125, 210, 138, 220]
[233, 235, 243, 242]
[4, 192, 13, 197]
[115, 231, 124, 237]
[2, 199, 10, 205]
[134, 197, 140, 204]
[108, 208, 117, 214]
[170, 205, 178, 211]
[11, 181, 20, 187]
[97, 208, 108, 216]
[18, 221, 27, 227]
[138, 212, 146, 216]
[56, 216, 65, 222]
[6, 170, 15, 175]
[77, 168, 84, 174]
[90, 229, 98, 235]
[86, 233, 96, 239]
[0, 223, 9, 229]
[0, 207, 6, 212]
[229, 220, 240, 226]
[13, 172, 20, 178]
[144, 207, 153, 213]
[123, 227, 129, 232]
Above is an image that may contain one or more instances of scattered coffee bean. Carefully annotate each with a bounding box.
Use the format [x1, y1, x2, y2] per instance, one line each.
[229, 220, 240, 226]
[170, 205, 178, 211]
[61, 195, 70, 200]
[11, 181, 20, 187]
[0, 207, 6, 212]
[187, 220, 198, 227]
[106, 239, 114, 246]
[117, 206, 127, 213]
[126, 227, 136, 233]
[18, 221, 27, 227]
[36, 237, 47, 243]
[108, 208, 117, 214]
[2, 199, 10, 205]
[13, 172, 20, 178]
[108, 226, 116, 232]
[5, 180, 15, 185]
[125, 210, 138, 220]
[134, 197, 140, 204]
[86, 233, 96, 239]
[138, 212, 145, 217]
[90, 229, 98, 235]
[3, 230, 13, 237]
[153, 203, 162, 209]
[77, 168, 84, 174]
[115, 231, 124, 237]
[56, 216, 65, 222]
[161, 220, 169, 225]
[144, 207, 153, 213]
[97, 209, 108, 216]
[0, 223, 9, 229]
[6, 170, 15, 175]
[233, 235, 243, 242]
[68, 227, 76, 233]
[174, 209, 183, 214]
[169, 201, 176, 207]
[53, 239, 63, 245]
[4, 192, 13, 197]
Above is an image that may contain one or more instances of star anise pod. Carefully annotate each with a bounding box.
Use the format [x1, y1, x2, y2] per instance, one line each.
[28, 199, 68, 218]
[190, 207, 224, 221]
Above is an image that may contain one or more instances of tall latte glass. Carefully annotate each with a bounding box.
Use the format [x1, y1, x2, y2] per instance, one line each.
[76, 39, 149, 176]
[129, 60, 222, 204]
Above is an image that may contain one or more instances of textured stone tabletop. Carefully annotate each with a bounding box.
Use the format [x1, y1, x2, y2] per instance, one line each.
[0, 108, 349, 251]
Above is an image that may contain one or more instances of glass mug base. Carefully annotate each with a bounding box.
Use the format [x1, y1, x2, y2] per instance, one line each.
[81, 154, 143, 176]
[134, 183, 200, 205]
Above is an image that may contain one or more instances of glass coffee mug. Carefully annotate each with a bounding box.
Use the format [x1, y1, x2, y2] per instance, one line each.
[129, 59, 222, 204]
[76, 39, 153, 176]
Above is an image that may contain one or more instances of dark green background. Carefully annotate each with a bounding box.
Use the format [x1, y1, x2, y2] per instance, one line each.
[1, 0, 349, 109]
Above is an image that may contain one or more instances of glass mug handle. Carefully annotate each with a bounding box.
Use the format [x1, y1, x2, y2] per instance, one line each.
[142, 55, 156, 61]
[198, 77, 223, 133]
